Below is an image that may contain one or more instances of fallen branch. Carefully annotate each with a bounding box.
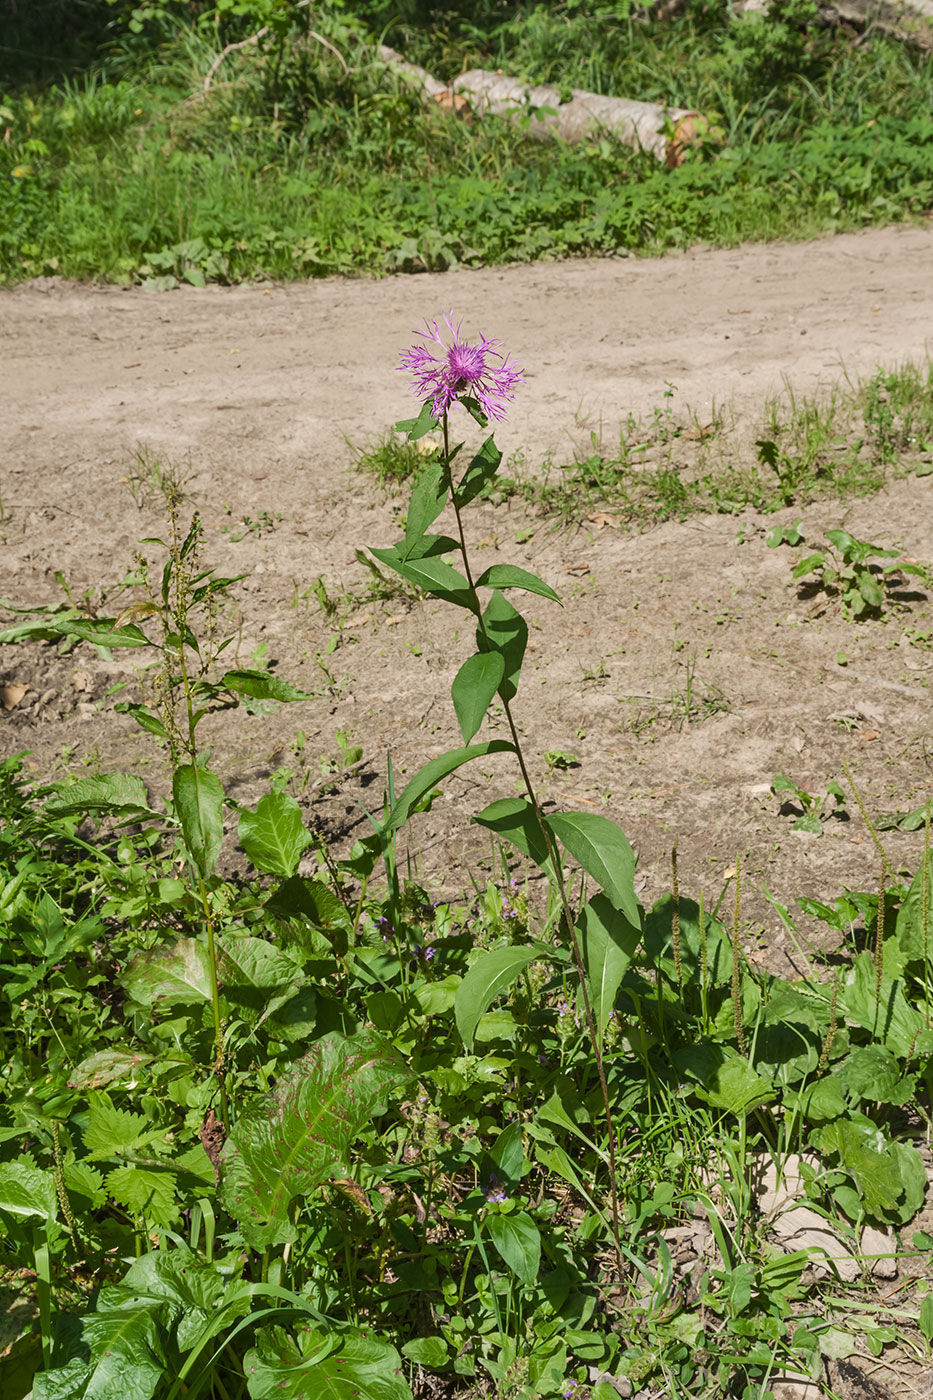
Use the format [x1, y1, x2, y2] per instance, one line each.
[378, 45, 698, 165]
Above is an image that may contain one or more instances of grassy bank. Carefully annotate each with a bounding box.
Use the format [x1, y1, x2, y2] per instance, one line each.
[1, 0, 932, 284]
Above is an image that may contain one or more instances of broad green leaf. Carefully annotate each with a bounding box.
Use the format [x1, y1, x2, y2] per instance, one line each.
[454, 945, 541, 1051]
[841, 951, 926, 1055]
[63, 1161, 106, 1209]
[474, 564, 560, 604]
[68, 1049, 153, 1091]
[220, 669, 314, 703]
[815, 1117, 924, 1221]
[578, 893, 641, 1044]
[33, 1308, 164, 1400]
[44, 774, 154, 818]
[472, 797, 559, 885]
[454, 435, 501, 508]
[477, 590, 526, 702]
[691, 1055, 775, 1116]
[220, 1032, 410, 1248]
[489, 1121, 524, 1186]
[451, 651, 504, 743]
[245, 1324, 413, 1400]
[217, 935, 303, 1025]
[401, 1337, 450, 1370]
[643, 894, 733, 982]
[83, 1102, 151, 1156]
[839, 1045, 913, 1105]
[396, 398, 439, 441]
[544, 811, 640, 926]
[383, 741, 514, 834]
[238, 792, 312, 877]
[104, 1247, 252, 1352]
[895, 850, 933, 960]
[173, 764, 224, 878]
[58, 618, 150, 649]
[105, 1164, 178, 1229]
[114, 702, 169, 739]
[405, 462, 448, 544]
[369, 547, 476, 612]
[119, 936, 213, 1009]
[485, 1210, 541, 1284]
[0, 1162, 57, 1223]
[266, 875, 350, 930]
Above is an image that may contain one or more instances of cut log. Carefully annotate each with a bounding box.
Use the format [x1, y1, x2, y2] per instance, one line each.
[377, 46, 698, 165]
[736, 0, 933, 49]
[452, 70, 699, 166]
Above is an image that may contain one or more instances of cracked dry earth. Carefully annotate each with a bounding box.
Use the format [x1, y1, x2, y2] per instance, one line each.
[2, 221, 933, 1398]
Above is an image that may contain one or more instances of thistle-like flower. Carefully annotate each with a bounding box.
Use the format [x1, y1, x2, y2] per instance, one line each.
[399, 310, 523, 422]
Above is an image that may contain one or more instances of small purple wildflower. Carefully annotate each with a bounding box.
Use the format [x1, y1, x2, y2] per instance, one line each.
[483, 1172, 509, 1205]
[399, 310, 523, 423]
[563, 1384, 578, 1398]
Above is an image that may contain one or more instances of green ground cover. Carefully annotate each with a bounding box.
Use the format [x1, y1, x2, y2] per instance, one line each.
[1, 0, 932, 284]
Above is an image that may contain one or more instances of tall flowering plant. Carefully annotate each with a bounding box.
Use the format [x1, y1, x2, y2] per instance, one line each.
[372, 311, 645, 1263]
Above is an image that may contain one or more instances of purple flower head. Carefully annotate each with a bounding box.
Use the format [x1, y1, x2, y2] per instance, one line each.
[399, 311, 523, 423]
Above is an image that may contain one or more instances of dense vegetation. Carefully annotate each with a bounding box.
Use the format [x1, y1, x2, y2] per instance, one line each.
[1, 0, 932, 283]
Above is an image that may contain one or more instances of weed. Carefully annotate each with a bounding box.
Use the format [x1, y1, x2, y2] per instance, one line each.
[123, 443, 190, 511]
[789, 527, 930, 620]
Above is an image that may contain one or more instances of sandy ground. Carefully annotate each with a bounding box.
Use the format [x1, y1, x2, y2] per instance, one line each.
[2, 220, 933, 948]
[3, 223, 933, 1398]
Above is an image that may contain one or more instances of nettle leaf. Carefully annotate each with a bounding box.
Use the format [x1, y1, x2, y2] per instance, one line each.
[578, 893, 641, 1044]
[83, 1102, 151, 1156]
[63, 1161, 107, 1209]
[245, 1323, 413, 1400]
[105, 1164, 178, 1229]
[120, 936, 213, 1009]
[454, 435, 501, 508]
[238, 792, 313, 878]
[220, 1032, 411, 1248]
[173, 764, 224, 878]
[451, 651, 504, 743]
[544, 811, 641, 927]
[474, 564, 560, 604]
[0, 1161, 57, 1224]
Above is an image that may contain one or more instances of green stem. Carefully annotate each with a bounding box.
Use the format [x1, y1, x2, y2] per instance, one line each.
[442, 412, 625, 1272]
[197, 871, 229, 1132]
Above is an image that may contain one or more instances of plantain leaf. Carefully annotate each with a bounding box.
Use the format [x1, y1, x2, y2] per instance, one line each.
[220, 1032, 410, 1248]
[544, 811, 640, 926]
[173, 764, 224, 878]
[451, 651, 504, 743]
[245, 1324, 413, 1400]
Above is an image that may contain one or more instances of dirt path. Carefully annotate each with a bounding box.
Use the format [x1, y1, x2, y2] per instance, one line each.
[3, 222, 933, 975]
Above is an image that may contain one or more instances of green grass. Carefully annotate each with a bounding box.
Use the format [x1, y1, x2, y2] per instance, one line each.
[357, 360, 933, 528]
[2, 0, 932, 282]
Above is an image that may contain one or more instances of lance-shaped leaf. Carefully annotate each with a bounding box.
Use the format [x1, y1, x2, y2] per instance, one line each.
[544, 811, 640, 927]
[405, 462, 448, 545]
[173, 764, 224, 878]
[474, 564, 560, 604]
[454, 435, 501, 507]
[58, 618, 151, 649]
[451, 651, 504, 743]
[238, 792, 312, 877]
[220, 1032, 411, 1248]
[369, 546, 477, 613]
[578, 893, 641, 1044]
[472, 797, 559, 886]
[895, 850, 933, 961]
[485, 1210, 541, 1285]
[395, 399, 440, 441]
[383, 740, 514, 834]
[455, 945, 543, 1051]
[43, 773, 155, 819]
[245, 1324, 413, 1400]
[477, 590, 526, 702]
[221, 670, 315, 703]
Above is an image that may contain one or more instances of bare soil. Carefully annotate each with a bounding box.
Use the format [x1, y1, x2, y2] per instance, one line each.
[2, 221, 933, 965]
